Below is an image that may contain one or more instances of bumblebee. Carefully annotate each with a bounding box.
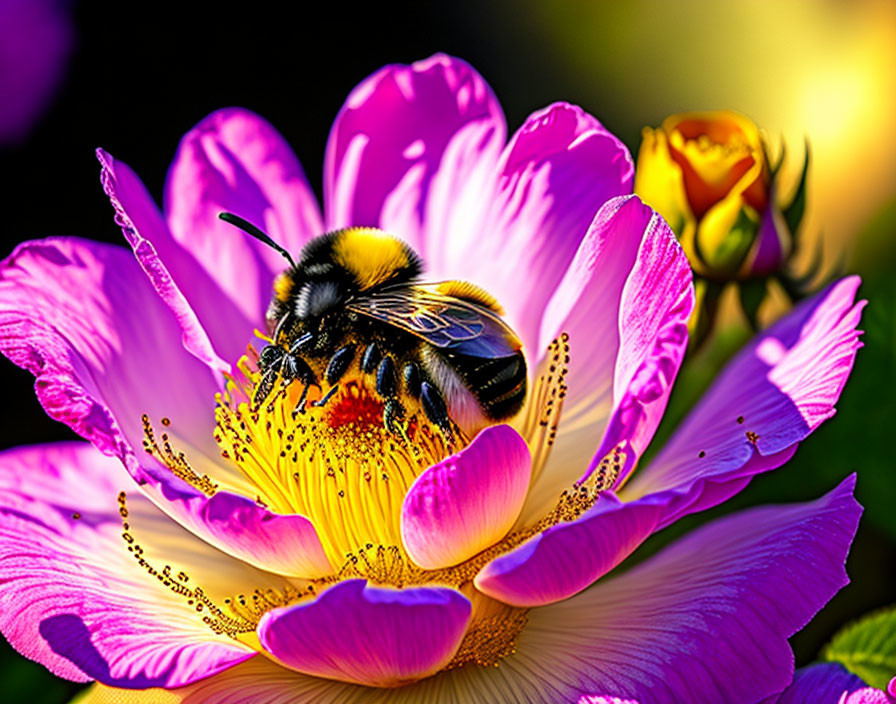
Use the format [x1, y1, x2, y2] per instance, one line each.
[220, 213, 527, 437]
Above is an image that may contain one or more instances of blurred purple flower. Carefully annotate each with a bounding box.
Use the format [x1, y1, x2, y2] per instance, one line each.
[0, 0, 73, 144]
[766, 663, 896, 704]
[0, 55, 867, 703]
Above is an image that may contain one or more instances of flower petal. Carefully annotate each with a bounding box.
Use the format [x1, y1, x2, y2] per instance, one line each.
[257, 579, 470, 687]
[467, 476, 860, 703]
[622, 276, 865, 527]
[521, 196, 692, 524]
[150, 481, 333, 578]
[323, 53, 505, 262]
[0, 237, 221, 463]
[0, 235, 334, 579]
[165, 107, 324, 337]
[75, 659, 358, 704]
[474, 491, 664, 607]
[770, 663, 886, 704]
[98, 148, 244, 372]
[92, 478, 861, 703]
[0, 442, 260, 688]
[458, 103, 635, 355]
[401, 424, 531, 570]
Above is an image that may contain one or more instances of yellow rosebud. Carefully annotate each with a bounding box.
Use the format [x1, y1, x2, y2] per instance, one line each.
[636, 110, 812, 347]
[636, 110, 795, 280]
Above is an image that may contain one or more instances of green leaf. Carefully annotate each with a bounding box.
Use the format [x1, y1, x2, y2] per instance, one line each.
[823, 605, 896, 689]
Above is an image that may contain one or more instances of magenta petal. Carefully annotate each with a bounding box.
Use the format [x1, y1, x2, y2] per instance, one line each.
[257, 579, 471, 686]
[522, 196, 692, 522]
[401, 425, 531, 569]
[771, 663, 889, 704]
[165, 107, 324, 341]
[623, 277, 865, 526]
[461, 103, 635, 354]
[324, 53, 506, 261]
[0, 443, 254, 687]
[475, 491, 664, 607]
[0, 237, 221, 465]
[152, 481, 332, 578]
[589, 199, 693, 469]
[97, 148, 233, 373]
[514, 476, 861, 704]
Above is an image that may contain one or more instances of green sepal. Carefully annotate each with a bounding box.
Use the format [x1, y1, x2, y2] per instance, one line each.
[697, 205, 759, 276]
[738, 278, 767, 331]
[782, 141, 810, 237]
[823, 605, 896, 689]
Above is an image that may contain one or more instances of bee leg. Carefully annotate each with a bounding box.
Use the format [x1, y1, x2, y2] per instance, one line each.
[253, 367, 279, 407]
[383, 398, 410, 442]
[375, 356, 397, 398]
[311, 384, 340, 408]
[421, 382, 453, 437]
[277, 354, 319, 416]
[325, 344, 356, 386]
[402, 362, 421, 399]
[361, 343, 382, 375]
[289, 333, 314, 355]
[259, 344, 285, 371]
[293, 382, 314, 416]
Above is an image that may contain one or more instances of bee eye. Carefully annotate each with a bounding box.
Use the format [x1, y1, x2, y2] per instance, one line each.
[295, 281, 343, 319]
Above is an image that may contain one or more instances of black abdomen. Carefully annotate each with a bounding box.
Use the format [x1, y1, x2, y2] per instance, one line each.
[450, 351, 527, 421]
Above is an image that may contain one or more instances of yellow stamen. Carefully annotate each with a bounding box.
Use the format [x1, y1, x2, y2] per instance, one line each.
[117, 492, 310, 641]
[214, 362, 459, 566]
[134, 333, 623, 674]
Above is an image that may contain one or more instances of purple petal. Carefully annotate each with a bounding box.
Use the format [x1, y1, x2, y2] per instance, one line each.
[323, 53, 506, 262]
[98, 148, 244, 372]
[401, 425, 531, 569]
[497, 476, 861, 704]
[0, 237, 221, 464]
[521, 196, 692, 523]
[0, 442, 256, 687]
[770, 663, 890, 704]
[748, 206, 788, 276]
[74, 481, 862, 703]
[475, 490, 664, 607]
[622, 277, 865, 527]
[0, 236, 334, 578]
[76, 658, 368, 703]
[151, 482, 333, 578]
[257, 579, 470, 686]
[458, 103, 634, 356]
[165, 107, 324, 342]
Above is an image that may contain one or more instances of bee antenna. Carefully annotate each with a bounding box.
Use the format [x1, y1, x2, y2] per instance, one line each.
[218, 212, 296, 268]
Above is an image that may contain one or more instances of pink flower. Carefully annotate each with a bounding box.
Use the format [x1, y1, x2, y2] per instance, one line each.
[0, 55, 866, 703]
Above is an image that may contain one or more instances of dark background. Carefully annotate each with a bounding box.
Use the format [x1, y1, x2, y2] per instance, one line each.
[2, 2, 894, 701]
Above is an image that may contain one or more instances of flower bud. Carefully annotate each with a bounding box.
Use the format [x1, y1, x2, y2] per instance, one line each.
[636, 110, 811, 345]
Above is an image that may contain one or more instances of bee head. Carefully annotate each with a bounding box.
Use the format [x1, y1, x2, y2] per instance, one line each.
[218, 214, 422, 324]
[287, 228, 422, 320]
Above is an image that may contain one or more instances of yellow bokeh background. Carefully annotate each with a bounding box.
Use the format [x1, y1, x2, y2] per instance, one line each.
[487, 0, 896, 276]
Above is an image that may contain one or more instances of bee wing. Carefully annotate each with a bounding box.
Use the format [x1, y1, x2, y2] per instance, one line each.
[346, 286, 522, 358]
